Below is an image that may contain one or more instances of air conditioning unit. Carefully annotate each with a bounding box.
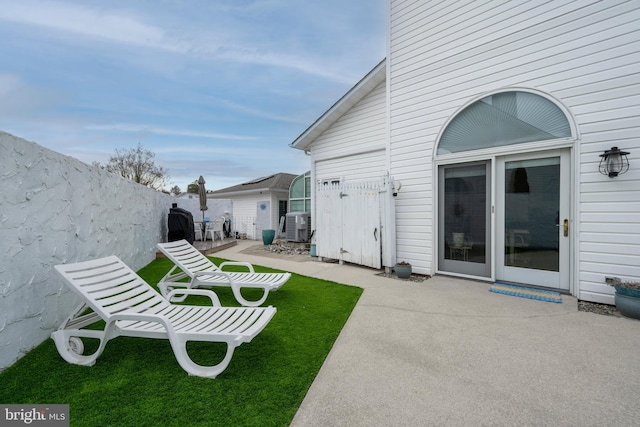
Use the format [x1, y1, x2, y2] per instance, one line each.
[286, 212, 311, 242]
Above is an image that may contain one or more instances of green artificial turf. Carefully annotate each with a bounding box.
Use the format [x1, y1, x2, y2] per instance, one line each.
[0, 257, 362, 427]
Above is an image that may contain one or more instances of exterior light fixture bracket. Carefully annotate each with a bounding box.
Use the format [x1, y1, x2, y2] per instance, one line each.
[599, 146, 630, 178]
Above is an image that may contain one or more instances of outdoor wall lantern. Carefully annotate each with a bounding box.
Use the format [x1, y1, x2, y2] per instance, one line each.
[599, 146, 630, 178]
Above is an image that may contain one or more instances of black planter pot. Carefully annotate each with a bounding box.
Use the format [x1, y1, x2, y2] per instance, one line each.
[395, 264, 412, 279]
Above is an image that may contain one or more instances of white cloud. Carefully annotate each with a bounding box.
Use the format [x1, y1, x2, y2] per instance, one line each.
[0, 73, 63, 116]
[84, 123, 257, 141]
[0, 0, 384, 192]
[216, 50, 358, 84]
[162, 150, 309, 191]
[0, 1, 377, 83]
[0, 1, 183, 52]
[211, 97, 310, 124]
[0, 73, 20, 96]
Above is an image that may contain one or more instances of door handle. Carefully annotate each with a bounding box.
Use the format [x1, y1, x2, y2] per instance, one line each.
[556, 219, 569, 237]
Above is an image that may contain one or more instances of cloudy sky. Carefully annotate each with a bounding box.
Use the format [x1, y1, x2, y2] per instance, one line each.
[0, 0, 386, 191]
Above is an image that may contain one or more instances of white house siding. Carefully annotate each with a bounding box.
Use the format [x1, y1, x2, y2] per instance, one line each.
[310, 81, 388, 182]
[226, 192, 287, 239]
[229, 195, 258, 239]
[315, 150, 386, 182]
[388, 0, 640, 301]
[308, 80, 388, 245]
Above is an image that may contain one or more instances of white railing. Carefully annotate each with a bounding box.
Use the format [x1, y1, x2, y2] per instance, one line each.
[232, 216, 256, 240]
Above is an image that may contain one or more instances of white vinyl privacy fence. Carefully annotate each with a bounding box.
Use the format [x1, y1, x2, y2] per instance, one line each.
[232, 216, 256, 239]
[315, 178, 396, 269]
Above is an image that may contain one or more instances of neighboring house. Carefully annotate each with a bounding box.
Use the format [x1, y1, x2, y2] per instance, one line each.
[173, 192, 232, 224]
[291, 0, 640, 305]
[175, 192, 198, 200]
[209, 173, 297, 239]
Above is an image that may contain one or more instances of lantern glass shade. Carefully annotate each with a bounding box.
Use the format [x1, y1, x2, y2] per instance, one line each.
[599, 147, 630, 178]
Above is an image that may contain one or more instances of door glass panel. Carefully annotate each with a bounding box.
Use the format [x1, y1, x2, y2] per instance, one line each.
[444, 164, 487, 264]
[504, 157, 560, 271]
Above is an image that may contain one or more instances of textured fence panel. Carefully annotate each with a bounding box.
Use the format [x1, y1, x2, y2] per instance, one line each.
[0, 131, 174, 371]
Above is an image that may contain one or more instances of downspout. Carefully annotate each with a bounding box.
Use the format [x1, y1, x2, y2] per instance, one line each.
[306, 150, 316, 250]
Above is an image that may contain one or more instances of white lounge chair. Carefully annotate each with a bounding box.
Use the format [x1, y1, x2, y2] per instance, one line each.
[52, 255, 276, 379]
[156, 240, 291, 307]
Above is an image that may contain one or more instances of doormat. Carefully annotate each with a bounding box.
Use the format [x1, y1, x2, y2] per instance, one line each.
[490, 283, 562, 303]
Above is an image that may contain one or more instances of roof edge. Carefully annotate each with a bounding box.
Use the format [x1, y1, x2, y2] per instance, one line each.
[209, 187, 289, 198]
[290, 58, 387, 151]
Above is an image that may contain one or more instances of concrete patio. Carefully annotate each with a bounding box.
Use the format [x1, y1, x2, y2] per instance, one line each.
[214, 239, 640, 427]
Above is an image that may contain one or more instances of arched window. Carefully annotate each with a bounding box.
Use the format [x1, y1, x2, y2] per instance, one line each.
[289, 171, 311, 212]
[437, 91, 571, 154]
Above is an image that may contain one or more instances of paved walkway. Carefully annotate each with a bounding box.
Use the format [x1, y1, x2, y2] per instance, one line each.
[215, 240, 640, 426]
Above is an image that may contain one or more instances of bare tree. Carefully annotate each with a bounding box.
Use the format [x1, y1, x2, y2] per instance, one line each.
[103, 143, 170, 190]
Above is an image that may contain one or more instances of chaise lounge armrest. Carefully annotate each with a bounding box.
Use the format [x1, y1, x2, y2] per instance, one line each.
[165, 288, 221, 306]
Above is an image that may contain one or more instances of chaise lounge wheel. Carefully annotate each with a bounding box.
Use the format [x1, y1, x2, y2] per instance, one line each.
[68, 337, 84, 355]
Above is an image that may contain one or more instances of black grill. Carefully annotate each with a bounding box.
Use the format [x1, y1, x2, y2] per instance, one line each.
[167, 206, 195, 244]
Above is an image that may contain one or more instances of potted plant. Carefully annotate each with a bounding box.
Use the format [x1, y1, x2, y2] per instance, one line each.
[262, 229, 276, 246]
[309, 230, 317, 257]
[608, 277, 640, 319]
[395, 261, 412, 279]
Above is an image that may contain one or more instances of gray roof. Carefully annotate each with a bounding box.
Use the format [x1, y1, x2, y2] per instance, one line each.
[209, 172, 297, 196]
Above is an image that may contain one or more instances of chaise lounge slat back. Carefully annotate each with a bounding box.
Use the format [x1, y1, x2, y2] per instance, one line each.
[52, 255, 276, 378]
[156, 240, 291, 306]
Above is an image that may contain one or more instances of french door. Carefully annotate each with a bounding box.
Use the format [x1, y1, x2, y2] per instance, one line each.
[438, 150, 571, 290]
[438, 162, 491, 278]
[495, 150, 570, 290]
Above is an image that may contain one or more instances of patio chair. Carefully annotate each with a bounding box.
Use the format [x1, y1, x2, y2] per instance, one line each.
[194, 222, 204, 241]
[156, 239, 291, 307]
[206, 217, 225, 241]
[52, 255, 276, 379]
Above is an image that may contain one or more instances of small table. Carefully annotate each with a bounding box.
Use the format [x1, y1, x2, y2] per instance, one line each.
[449, 244, 472, 261]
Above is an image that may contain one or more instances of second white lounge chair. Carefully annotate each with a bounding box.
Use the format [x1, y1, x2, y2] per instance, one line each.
[52, 255, 276, 378]
[157, 240, 291, 307]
